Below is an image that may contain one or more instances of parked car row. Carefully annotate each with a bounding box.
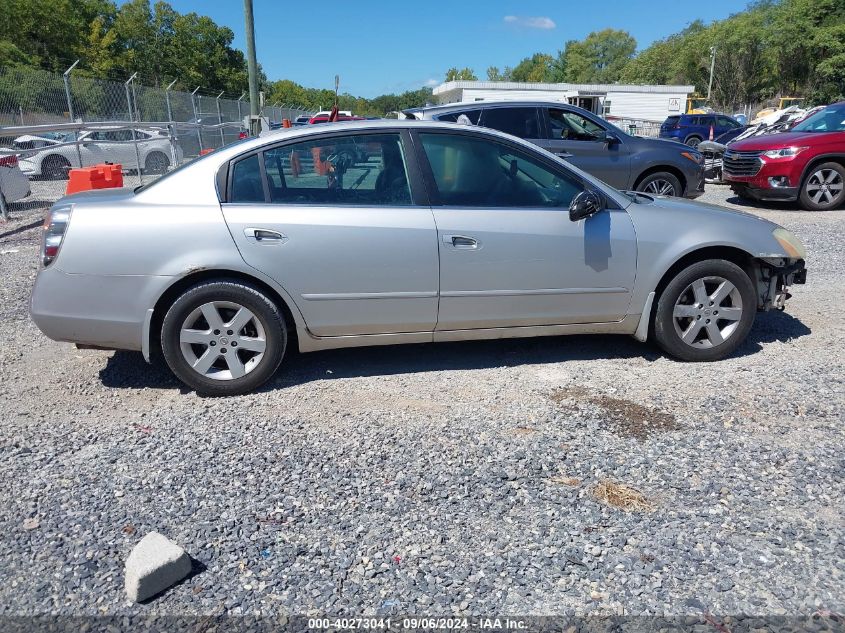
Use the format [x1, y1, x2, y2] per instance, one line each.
[690, 102, 845, 211]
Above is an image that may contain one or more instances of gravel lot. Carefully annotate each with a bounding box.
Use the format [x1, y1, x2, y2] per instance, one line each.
[0, 183, 843, 620]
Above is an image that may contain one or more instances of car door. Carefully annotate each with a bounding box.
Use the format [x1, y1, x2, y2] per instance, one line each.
[413, 130, 637, 331]
[542, 107, 631, 188]
[75, 131, 108, 168]
[221, 130, 440, 337]
[716, 115, 739, 137]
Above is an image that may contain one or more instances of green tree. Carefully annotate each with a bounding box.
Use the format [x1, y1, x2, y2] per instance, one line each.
[445, 67, 478, 81]
[510, 53, 555, 82]
[486, 66, 512, 81]
[558, 29, 637, 83]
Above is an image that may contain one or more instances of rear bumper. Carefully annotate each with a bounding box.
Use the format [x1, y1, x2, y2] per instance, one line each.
[30, 267, 172, 352]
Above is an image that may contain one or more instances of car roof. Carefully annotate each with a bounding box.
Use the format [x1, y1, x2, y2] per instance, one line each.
[406, 99, 575, 114]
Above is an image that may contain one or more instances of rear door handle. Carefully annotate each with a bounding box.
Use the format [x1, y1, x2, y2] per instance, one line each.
[443, 234, 479, 249]
[244, 227, 287, 243]
[555, 151, 574, 159]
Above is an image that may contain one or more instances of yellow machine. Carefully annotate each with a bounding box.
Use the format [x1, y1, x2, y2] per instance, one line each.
[686, 95, 709, 114]
[778, 97, 804, 109]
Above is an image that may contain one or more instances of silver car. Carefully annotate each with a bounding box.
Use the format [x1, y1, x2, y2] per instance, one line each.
[30, 120, 807, 396]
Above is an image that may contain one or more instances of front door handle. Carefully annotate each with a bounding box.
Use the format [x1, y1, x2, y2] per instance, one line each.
[244, 227, 287, 243]
[555, 151, 574, 159]
[443, 234, 479, 249]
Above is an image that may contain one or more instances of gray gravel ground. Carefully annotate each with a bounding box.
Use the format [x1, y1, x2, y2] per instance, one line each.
[0, 183, 843, 619]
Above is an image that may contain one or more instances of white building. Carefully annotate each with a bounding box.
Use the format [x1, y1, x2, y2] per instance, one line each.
[431, 81, 695, 123]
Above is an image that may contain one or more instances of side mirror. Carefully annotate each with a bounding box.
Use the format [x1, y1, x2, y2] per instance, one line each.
[603, 132, 620, 146]
[569, 190, 603, 221]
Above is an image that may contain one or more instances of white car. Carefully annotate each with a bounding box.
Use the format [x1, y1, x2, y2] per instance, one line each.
[16, 129, 181, 180]
[0, 153, 31, 205]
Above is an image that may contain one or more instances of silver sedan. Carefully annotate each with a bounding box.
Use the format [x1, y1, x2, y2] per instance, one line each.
[30, 120, 807, 395]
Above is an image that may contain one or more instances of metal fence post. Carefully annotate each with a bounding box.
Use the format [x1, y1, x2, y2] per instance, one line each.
[63, 59, 84, 169]
[125, 72, 144, 185]
[237, 92, 245, 124]
[215, 90, 225, 146]
[165, 79, 178, 167]
[0, 189, 9, 222]
[191, 86, 203, 152]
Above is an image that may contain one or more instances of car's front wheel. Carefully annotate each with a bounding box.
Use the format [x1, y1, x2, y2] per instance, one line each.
[161, 280, 287, 395]
[799, 162, 845, 211]
[42, 155, 71, 180]
[636, 172, 682, 197]
[653, 259, 756, 361]
[144, 151, 170, 175]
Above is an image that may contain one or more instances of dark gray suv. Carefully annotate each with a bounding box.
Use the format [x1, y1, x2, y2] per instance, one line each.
[403, 101, 706, 198]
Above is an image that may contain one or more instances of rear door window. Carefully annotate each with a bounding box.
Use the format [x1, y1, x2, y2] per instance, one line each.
[478, 107, 541, 138]
[261, 133, 412, 206]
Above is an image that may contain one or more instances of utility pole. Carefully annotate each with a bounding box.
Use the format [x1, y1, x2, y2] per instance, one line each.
[243, 0, 261, 136]
[707, 46, 716, 102]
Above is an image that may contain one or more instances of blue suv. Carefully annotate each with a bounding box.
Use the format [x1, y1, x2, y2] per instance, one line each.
[660, 113, 743, 148]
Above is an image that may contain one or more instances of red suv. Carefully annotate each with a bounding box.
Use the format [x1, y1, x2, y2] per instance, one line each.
[724, 102, 845, 210]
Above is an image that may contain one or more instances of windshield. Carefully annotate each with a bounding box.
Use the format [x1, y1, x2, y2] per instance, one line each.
[791, 103, 845, 133]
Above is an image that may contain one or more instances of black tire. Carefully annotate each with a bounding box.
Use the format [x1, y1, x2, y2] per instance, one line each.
[653, 259, 756, 362]
[42, 155, 71, 180]
[636, 171, 683, 197]
[799, 161, 845, 211]
[685, 136, 702, 148]
[144, 151, 170, 175]
[161, 280, 287, 396]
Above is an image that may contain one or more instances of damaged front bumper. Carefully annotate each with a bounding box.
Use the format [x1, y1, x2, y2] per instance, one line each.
[756, 258, 806, 311]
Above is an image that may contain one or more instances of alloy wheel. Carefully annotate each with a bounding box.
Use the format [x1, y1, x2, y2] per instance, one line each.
[672, 276, 743, 349]
[643, 178, 677, 196]
[179, 301, 267, 380]
[805, 168, 844, 207]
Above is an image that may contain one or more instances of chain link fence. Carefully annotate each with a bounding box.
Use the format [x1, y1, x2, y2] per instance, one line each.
[0, 65, 311, 212]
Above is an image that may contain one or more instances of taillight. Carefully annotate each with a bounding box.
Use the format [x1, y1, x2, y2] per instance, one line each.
[0, 154, 18, 167]
[42, 204, 73, 266]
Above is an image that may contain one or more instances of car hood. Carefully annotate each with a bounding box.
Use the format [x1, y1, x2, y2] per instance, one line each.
[637, 136, 690, 151]
[631, 192, 778, 229]
[729, 131, 836, 151]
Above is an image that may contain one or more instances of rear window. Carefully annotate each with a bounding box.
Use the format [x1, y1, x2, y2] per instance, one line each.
[664, 116, 680, 126]
[435, 110, 482, 124]
[479, 107, 541, 138]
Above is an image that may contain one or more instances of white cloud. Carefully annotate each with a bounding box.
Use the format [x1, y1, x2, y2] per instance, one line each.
[503, 15, 556, 30]
[424, 78, 439, 87]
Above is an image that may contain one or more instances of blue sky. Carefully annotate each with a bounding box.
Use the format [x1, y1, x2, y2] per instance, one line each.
[160, 0, 752, 97]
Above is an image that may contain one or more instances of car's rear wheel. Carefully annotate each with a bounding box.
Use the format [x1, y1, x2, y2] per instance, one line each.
[636, 172, 682, 197]
[685, 136, 702, 148]
[144, 151, 170, 175]
[799, 162, 845, 211]
[42, 155, 70, 180]
[653, 259, 756, 362]
[161, 280, 286, 395]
